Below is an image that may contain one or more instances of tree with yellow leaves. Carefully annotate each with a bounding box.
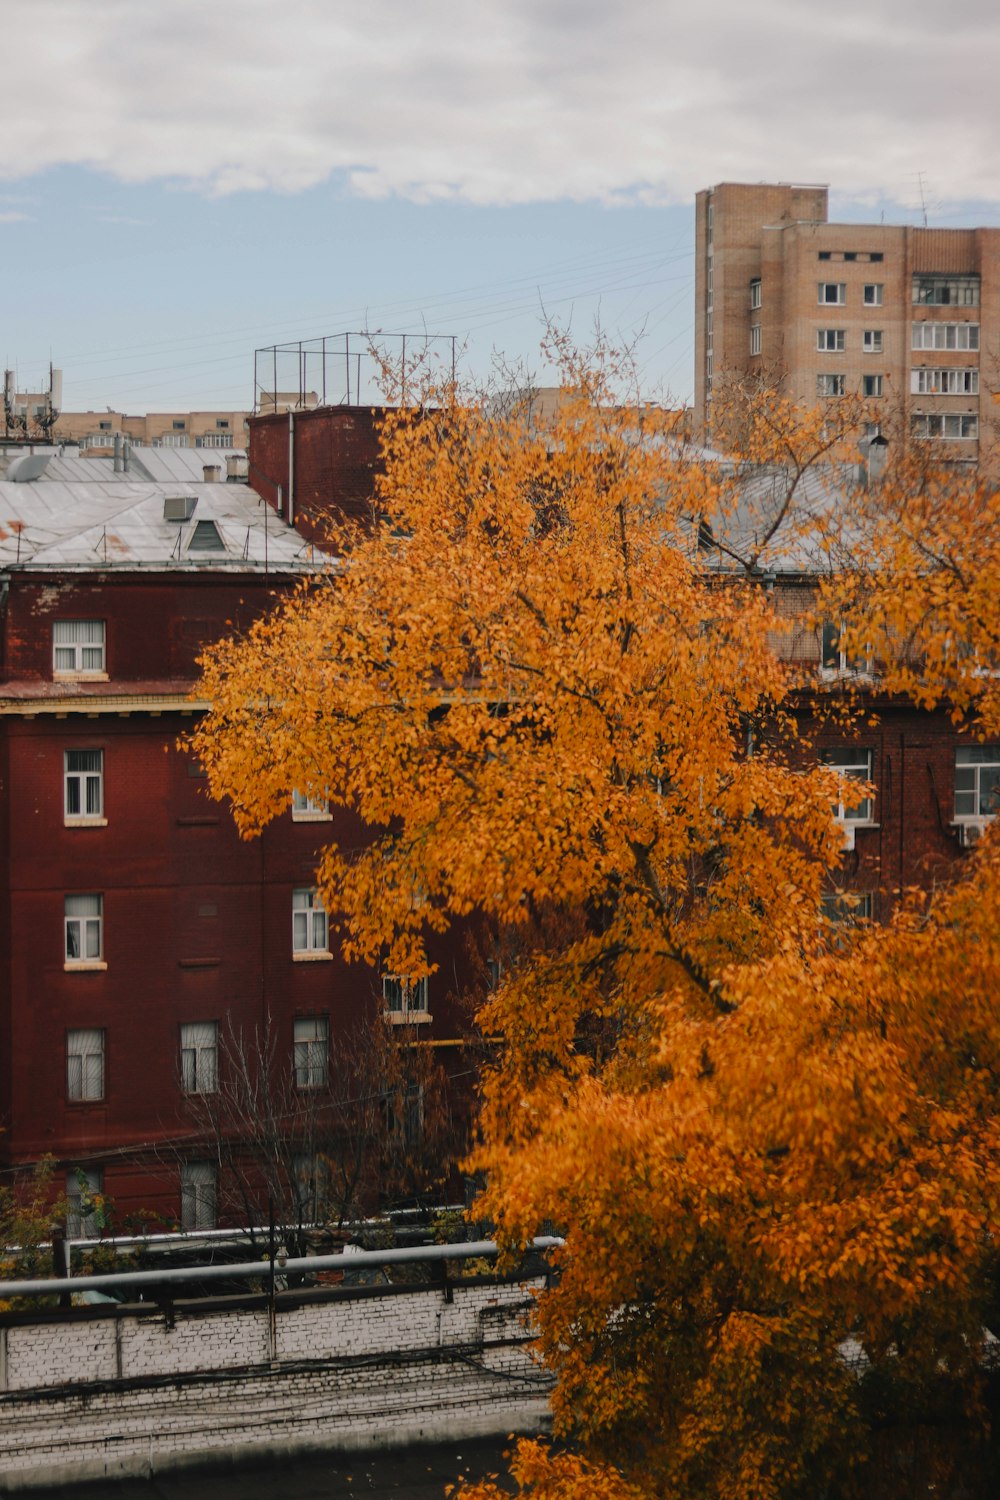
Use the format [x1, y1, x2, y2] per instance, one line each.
[194, 341, 999, 1498]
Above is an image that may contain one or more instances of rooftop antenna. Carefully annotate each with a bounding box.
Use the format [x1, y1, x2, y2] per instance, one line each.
[916, 172, 929, 228]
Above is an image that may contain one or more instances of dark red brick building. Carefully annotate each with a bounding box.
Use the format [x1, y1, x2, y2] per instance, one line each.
[0, 436, 472, 1232]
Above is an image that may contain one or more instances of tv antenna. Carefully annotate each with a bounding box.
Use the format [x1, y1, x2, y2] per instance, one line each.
[916, 172, 929, 228]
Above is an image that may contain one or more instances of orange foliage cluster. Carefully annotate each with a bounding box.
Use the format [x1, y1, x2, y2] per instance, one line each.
[194, 342, 1000, 1498]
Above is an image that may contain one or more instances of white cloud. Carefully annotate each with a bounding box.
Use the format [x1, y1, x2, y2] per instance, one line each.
[5, 0, 1000, 208]
[0, 210, 33, 223]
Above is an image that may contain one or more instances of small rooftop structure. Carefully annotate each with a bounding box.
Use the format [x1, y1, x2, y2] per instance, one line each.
[253, 331, 457, 414]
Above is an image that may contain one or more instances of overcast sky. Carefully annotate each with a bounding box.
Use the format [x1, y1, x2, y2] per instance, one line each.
[3, 0, 999, 411]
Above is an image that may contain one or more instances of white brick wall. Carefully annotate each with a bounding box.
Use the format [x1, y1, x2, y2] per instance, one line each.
[0, 1279, 550, 1490]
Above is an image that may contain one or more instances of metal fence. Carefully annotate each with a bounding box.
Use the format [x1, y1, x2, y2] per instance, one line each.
[253, 332, 457, 414]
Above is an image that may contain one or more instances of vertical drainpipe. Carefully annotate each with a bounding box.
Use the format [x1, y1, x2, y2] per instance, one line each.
[287, 410, 295, 529]
[113, 432, 122, 473]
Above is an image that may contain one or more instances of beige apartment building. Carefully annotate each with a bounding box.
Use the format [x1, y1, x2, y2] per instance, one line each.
[53, 409, 250, 450]
[695, 182, 1000, 468]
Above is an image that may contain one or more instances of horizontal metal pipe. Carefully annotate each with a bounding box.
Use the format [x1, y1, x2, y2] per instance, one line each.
[0, 1236, 563, 1302]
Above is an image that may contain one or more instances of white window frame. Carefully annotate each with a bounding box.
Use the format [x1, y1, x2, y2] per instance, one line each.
[53, 620, 106, 678]
[863, 283, 884, 306]
[382, 974, 431, 1023]
[818, 283, 846, 305]
[863, 330, 883, 353]
[822, 748, 876, 826]
[180, 1021, 219, 1095]
[821, 622, 872, 678]
[820, 891, 873, 926]
[910, 368, 979, 396]
[911, 322, 979, 351]
[816, 329, 845, 352]
[913, 276, 979, 307]
[911, 414, 979, 440]
[64, 749, 105, 824]
[749, 325, 761, 356]
[66, 1168, 103, 1238]
[817, 374, 846, 398]
[292, 888, 330, 958]
[291, 789, 332, 822]
[954, 746, 1000, 822]
[65, 894, 104, 967]
[293, 1015, 329, 1089]
[749, 278, 762, 310]
[180, 1161, 217, 1231]
[862, 375, 883, 398]
[67, 1028, 104, 1101]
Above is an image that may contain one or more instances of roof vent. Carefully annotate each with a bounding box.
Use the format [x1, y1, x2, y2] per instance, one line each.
[202, 463, 222, 483]
[6, 452, 52, 483]
[164, 494, 197, 522]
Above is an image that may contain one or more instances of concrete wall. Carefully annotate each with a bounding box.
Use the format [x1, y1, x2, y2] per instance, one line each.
[0, 1276, 552, 1489]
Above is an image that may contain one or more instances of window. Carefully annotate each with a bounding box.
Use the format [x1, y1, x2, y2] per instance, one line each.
[291, 789, 331, 821]
[911, 414, 978, 440]
[820, 891, 873, 926]
[818, 283, 846, 305]
[911, 322, 979, 351]
[387, 1081, 425, 1146]
[863, 329, 883, 353]
[53, 620, 106, 676]
[817, 329, 846, 352]
[294, 1015, 329, 1088]
[821, 622, 871, 675]
[749, 325, 761, 356]
[954, 746, 1000, 820]
[172, 420, 186, 431]
[216, 419, 230, 430]
[749, 278, 762, 310]
[65, 894, 103, 964]
[913, 276, 979, 307]
[293, 1154, 329, 1222]
[486, 956, 504, 991]
[292, 889, 329, 956]
[870, 252, 884, 263]
[180, 1161, 217, 1231]
[822, 748, 875, 824]
[66, 1168, 102, 1238]
[198, 432, 233, 448]
[181, 1022, 218, 1095]
[64, 750, 104, 821]
[862, 375, 883, 397]
[817, 374, 846, 398]
[818, 251, 832, 261]
[189, 519, 225, 552]
[863, 284, 883, 306]
[911, 368, 979, 395]
[98, 420, 112, 432]
[67, 1028, 104, 1101]
[382, 975, 430, 1021]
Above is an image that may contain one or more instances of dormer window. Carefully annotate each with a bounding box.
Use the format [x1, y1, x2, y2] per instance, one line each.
[189, 520, 225, 552]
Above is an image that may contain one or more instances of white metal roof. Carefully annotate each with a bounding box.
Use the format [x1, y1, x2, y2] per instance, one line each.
[0, 471, 324, 572]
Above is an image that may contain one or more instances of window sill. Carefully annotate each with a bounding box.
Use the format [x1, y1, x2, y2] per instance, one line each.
[292, 811, 334, 823]
[64, 960, 108, 972]
[53, 672, 109, 682]
[293, 950, 334, 962]
[64, 817, 108, 828]
[384, 1010, 432, 1025]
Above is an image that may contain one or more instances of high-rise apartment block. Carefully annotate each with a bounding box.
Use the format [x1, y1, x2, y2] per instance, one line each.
[695, 182, 1000, 465]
